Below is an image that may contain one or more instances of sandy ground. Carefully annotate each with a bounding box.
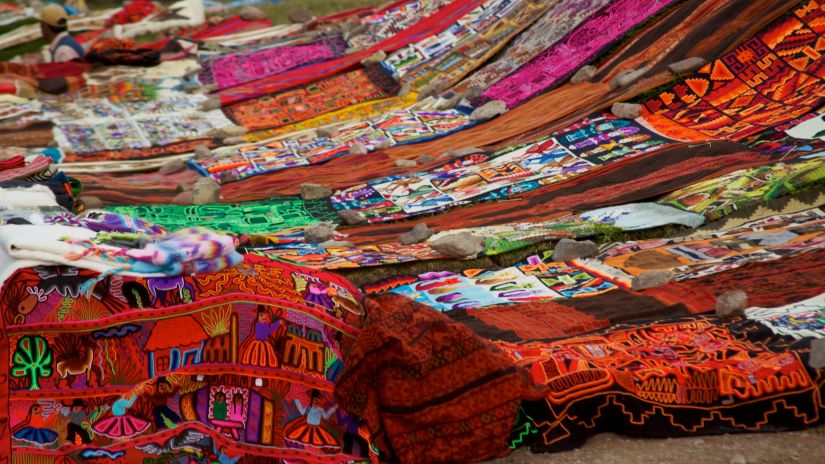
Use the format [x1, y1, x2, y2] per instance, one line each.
[491, 430, 825, 464]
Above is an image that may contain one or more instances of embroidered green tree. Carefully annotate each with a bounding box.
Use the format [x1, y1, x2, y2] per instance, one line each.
[11, 335, 53, 390]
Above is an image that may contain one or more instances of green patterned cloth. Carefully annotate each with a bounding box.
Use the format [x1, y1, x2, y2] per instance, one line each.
[106, 197, 338, 234]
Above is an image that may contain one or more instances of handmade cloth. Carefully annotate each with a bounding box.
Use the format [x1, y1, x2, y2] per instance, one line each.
[242, 92, 419, 143]
[386, 0, 550, 90]
[198, 36, 348, 90]
[659, 155, 825, 221]
[346, 0, 451, 50]
[106, 198, 339, 235]
[52, 94, 231, 159]
[192, 107, 473, 184]
[335, 293, 543, 464]
[575, 207, 825, 287]
[2, 254, 370, 462]
[474, 0, 680, 108]
[505, 313, 824, 452]
[330, 112, 672, 223]
[222, 64, 399, 132]
[642, 1, 825, 141]
[0, 155, 51, 182]
[364, 254, 615, 311]
[217, 0, 486, 105]
[456, 0, 611, 93]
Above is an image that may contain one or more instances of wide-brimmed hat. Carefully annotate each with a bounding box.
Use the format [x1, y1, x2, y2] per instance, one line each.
[34, 4, 69, 28]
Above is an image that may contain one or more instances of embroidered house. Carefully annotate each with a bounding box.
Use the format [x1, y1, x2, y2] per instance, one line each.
[145, 315, 208, 377]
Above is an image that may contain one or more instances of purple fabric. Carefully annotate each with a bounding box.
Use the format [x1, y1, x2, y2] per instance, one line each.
[473, 0, 679, 108]
[199, 37, 348, 90]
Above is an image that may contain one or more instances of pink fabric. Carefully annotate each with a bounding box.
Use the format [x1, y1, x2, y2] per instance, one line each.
[201, 37, 347, 90]
[475, 0, 679, 108]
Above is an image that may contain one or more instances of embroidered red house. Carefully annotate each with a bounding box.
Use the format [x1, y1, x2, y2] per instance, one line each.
[146, 315, 208, 378]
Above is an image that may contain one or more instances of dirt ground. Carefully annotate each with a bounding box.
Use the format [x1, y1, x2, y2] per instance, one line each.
[492, 429, 825, 464]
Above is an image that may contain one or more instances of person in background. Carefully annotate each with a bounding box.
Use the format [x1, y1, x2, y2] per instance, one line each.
[35, 4, 85, 63]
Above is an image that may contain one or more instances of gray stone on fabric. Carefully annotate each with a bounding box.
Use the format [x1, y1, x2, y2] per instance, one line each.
[463, 85, 484, 101]
[441, 147, 485, 159]
[611, 102, 642, 119]
[318, 240, 354, 248]
[212, 125, 247, 138]
[570, 65, 597, 84]
[316, 125, 339, 138]
[551, 238, 598, 262]
[430, 233, 486, 257]
[609, 66, 650, 90]
[222, 136, 248, 146]
[79, 195, 103, 210]
[304, 222, 337, 243]
[159, 158, 188, 175]
[668, 57, 707, 74]
[192, 177, 221, 205]
[375, 139, 393, 149]
[809, 338, 825, 369]
[193, 144, 212, 159]
[287, 8, 313, 23]
[417, 78, 449, 101]
[631, 270, 674, 291]
[417, 154, 435, 164]
[349, 142, 368, 155]
[173, 190, 193, 204]
[435, 93, 464, 110]
[345, 45, 366, 55]
[716, 290, 748, 319]
[400, 223, 434, 245]
[239, 6, 268, 21]
[337, 209, 368, 225]
[300, 183, 333, 200]
[470, 99, 507, 121]
[360, 50, 387, 66]
[395, 159, 417, 167]
[200, 96, 222, 111]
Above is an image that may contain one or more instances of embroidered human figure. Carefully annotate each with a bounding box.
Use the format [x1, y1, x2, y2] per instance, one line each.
[212, 392, 228, 421]
[92, 392, 150, 439]
[12, 404, 58, 447]
[284, 389, 339, 449]
[240, 306, 281, 368]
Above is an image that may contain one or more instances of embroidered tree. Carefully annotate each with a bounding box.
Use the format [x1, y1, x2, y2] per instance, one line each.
[11, 335, 53, 390]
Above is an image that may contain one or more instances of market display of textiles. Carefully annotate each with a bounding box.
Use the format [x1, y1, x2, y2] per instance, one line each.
[2, 0, 825, 463]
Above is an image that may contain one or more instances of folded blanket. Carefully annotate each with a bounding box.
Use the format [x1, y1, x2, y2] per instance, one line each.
[335, 293, 544, 463]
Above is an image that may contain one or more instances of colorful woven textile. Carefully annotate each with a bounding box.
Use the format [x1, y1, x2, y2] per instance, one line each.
[1, 255, 371, 462]
[474, 0, 680, 108]
[335, 293, 543, 464]
[330, 113, 672, 223]
[223, 64, 399, 132]
[106, 198, 339, 235]
[347, 0, 451, 50]
[456, 0, 611, 93]
[217, 0, 486, 105]
[364, 254, 616, 311]
[659, 155, 825, 220]
[386, 0, 551, 90]
[0, 155, 51, 182]
[576, 207, 825, 287]
[507, 313, 824, 452]
[192, 107, 473, 184]
[642, 1, 825, 141]
[243, 92, 419, 143]
[53, 109, 230, 157]
[198, 37, 348, 90]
